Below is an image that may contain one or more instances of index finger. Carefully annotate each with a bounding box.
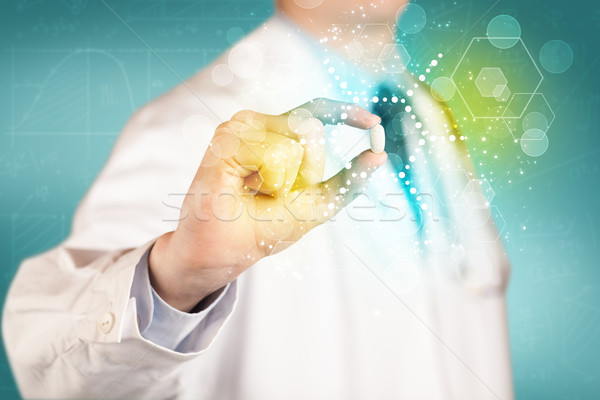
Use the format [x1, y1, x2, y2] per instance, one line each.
[285, 98, 381, 130]
[231, 98, 380, 136]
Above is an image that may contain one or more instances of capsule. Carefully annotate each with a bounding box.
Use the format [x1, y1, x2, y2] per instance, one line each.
[369, 124, 385, 153]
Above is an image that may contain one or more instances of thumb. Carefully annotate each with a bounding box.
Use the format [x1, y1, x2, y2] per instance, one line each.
[316, 149, 387, 216]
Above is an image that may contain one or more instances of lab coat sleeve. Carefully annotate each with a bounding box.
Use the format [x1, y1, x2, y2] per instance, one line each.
[2, 239, 238, 399]
[2, 88, 239, 398]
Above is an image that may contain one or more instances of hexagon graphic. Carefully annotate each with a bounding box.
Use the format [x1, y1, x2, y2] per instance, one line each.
[463, 205, 507, 243]
[433, 168, 471, 206]
[357, 23, 395, 60]
[345, 41, 364, 61]
[494, 85, 511, 102]
[452, 37, 543, 119]
[475, 67, 508, 98]
[463, 179, 496, 209]
[379, 43, 411, 73]
[502, 92, 555, 139]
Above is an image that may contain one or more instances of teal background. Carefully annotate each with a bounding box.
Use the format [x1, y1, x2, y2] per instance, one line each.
[0, 0, 598, 398]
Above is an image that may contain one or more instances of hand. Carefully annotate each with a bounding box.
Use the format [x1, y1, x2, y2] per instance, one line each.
[149, 98, 387, 311]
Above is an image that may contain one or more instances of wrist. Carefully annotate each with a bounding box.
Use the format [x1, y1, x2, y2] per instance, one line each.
[148, 231, 218, 312]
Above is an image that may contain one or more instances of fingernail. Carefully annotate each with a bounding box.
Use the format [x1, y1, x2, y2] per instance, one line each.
[367, 115, 381, 125]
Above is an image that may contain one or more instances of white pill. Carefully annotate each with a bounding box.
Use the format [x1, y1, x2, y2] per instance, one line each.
[369, 124, 385, 153]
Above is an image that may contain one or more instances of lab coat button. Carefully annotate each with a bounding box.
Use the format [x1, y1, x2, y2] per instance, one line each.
[98, 312, 115, 334]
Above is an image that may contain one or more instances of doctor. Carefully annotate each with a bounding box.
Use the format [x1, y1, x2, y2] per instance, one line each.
[3, 0, 513, 399]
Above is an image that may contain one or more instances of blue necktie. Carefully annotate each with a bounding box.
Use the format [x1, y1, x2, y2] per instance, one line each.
[372, 85, 423, 229]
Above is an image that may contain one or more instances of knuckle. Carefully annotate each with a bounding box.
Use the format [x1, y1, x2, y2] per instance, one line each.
[216, 120, 245, 137]
[213, 123, 232, 140]
[215, 121, 232, 132]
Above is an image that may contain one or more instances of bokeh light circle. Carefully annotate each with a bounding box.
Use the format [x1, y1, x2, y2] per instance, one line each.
[386, 113, 408, 142]
[486, 14, 521, 49]
[229, 43, 264, 78]
[430, 77, 456, 102]
[287, 107, 314, 133]
[397, 3, 427, 35]
[539, 40, 573, 74]
[522, 111, 549, 132]
[226, 27, 245, 44]
[521, 128, 549, 157]
[211, 64, 234, 86]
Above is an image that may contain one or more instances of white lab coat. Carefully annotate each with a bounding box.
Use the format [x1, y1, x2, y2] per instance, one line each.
[3, 15, 513, 400]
